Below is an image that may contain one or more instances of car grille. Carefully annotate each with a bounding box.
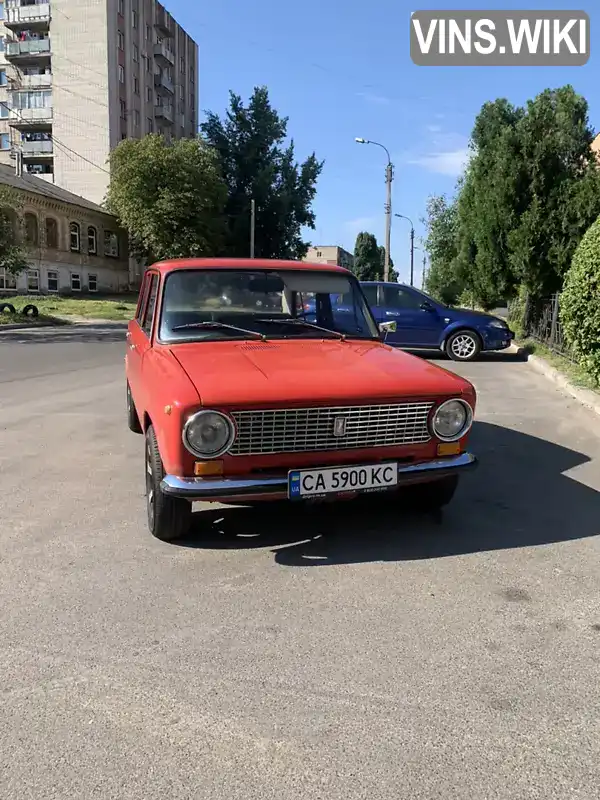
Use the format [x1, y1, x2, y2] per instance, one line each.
[229, 402, 434, 455]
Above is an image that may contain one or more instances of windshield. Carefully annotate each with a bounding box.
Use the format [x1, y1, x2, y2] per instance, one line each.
[158, 269, 380, 342]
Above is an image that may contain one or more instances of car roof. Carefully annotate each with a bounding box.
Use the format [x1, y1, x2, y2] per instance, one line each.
[150, 258, 353, 276]
[361, 280, 412, 289]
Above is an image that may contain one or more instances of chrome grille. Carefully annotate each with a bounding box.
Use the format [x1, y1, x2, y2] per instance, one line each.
[229, 402, 433, 455]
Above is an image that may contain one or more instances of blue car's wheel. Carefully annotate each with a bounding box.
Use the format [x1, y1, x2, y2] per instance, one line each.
[446, 330, 481, 362]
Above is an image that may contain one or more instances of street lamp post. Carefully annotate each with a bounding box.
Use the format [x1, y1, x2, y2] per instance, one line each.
[394, 214, 415, 287]
[355, 137, 393, 282]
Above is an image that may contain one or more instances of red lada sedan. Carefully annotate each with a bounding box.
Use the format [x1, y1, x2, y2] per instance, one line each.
[126, 259, 478, 542]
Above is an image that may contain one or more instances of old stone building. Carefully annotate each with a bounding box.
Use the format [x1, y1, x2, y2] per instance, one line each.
[0, 164, 129, 295]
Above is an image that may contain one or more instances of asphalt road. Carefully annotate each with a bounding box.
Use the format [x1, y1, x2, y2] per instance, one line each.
[1, 326, 600, 800]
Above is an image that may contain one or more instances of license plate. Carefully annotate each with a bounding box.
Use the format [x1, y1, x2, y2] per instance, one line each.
[288, 463, 398, 499]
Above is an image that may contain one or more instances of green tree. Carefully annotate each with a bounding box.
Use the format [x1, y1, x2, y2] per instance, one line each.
[378, 245, 398, 282]
[352, 232, 381, 280]
[423, 194, 463, 304]
[201, 86, 323, 260]
[106, 134, 227, 264]
[0, 187, 28, 276]
[560, 215, 600, 384]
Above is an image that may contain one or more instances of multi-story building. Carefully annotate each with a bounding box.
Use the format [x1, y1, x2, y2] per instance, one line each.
[304, 245, 354, 270]
[0, 163, 129, 295]
[0, 0, 198, 206]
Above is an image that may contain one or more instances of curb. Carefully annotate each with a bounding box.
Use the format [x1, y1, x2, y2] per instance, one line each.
[0, 318, 128, 332]
[509, 344, 600, 420]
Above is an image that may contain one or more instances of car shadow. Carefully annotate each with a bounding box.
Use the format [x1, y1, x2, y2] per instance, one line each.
[178, 421, 600, 566]
[405, 348, 527, 364]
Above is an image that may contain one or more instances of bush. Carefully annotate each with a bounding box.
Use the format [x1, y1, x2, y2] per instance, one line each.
[560, 216, 600, 383]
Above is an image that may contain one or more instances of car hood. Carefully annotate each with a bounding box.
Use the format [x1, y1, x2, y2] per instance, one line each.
[449, 307, 503, 324]
[168, 339, 471, 408]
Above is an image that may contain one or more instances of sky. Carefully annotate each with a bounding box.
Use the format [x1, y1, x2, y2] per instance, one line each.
[167, 0, 598, 286]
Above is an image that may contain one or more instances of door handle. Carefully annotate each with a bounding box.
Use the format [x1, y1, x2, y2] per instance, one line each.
[129, 343, 136, 350]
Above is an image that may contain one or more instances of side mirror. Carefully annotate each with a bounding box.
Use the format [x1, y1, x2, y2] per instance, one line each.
[379, 320, 397, 336]
[420, 301, 435, 312]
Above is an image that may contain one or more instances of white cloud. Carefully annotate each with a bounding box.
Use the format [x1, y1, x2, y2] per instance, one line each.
[409, 148, 471, 177]
[356, 91, 391, 106]
[426, 124, 442, 133]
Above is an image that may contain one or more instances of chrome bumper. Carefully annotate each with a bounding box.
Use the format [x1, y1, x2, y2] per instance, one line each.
[160, 452, 477, 500]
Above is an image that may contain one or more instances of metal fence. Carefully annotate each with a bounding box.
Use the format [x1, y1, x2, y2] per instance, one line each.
[528, 293, 576, 362]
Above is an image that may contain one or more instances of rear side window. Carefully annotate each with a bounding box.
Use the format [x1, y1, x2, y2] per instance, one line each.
[142, 274, 159, 336]
[135, 275, 151, 323]
[362, 285, 378, 306]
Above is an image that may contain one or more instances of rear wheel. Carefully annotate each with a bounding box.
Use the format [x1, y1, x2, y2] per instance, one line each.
[406, 475, 459, 511]
[145, 425, 191, 542]
[126, 382, 143, 434]
[446, 330, 481, 362]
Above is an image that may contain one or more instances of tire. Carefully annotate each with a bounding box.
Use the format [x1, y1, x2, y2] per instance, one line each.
[21, 304, 39, 317]
[0, 303, 16, 315]
[126, 382, 143, 434]
[446, 329, 481, 362]
[406, 475, 459, 511]
[145, 425, 191, 542]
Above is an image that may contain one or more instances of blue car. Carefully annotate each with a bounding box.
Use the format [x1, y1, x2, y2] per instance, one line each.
[359, 282, 514, 362]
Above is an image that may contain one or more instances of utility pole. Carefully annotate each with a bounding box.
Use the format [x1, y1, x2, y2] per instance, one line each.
[384, 162, 393, 283]
[422, 254, 427, 289]
[355, 138, 394, 282]
[250, 198, 255, 258]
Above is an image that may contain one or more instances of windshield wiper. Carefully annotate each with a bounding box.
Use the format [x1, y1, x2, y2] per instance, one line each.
[256, 318, 347, 340]
[171, 321, 266, 340]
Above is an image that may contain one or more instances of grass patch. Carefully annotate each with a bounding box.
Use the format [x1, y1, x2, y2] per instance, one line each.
[0, 293, 139, 321]
[518, 338, 600, 394]
[0, 312, 69, 327]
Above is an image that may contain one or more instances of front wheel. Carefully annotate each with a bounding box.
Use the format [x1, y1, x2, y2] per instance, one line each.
[445, 330, 481, 362]
[145, 425, 191, 542]
[406, 475, 459, 511]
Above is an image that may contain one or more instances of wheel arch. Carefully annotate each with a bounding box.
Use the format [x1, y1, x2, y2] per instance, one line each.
[441, 325, 483, 350]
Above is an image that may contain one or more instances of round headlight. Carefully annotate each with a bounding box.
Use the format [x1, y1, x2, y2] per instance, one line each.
[432, 399, 473, 442]
[182, 410, 235, 458]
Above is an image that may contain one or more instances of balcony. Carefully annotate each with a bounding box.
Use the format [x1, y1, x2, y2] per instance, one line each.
[154, 72, 174, 94]
[153, 42, 175, 66]
[9, 106, 53, 127]
[21, 139, 53, 157]
[8, 73, 52, 90]
[27, 171, 54, 183]
[5, 2, 51, 28]
[154, 7, 173, 37]
[5, 38, 51, 60]
[154, 104, 173, 124]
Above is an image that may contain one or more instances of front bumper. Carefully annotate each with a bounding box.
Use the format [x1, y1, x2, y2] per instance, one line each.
[484, 327, 514, 351]
[160, 452, 478, 501]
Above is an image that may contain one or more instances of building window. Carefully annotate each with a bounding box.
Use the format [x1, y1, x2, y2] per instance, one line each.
[88, 273, 98, 293]
[146, 86, 152, 102]
[104, 231, 119, 257]
[0, 133, 9, 150]
[147, 117, 152, 133]
[27, 269, 40, 292]
[0, 70, 6, 86]
[118, 0, 124, 14]
[0, 105, 9, 119]
[119, 99, 126, 119]
[118, 65, 124, 83]
[180, 56, 185, 74]
[133, 76, 139, 95]
[132, 9, 137, 28]
[69, 222, 80, 252]
[45, 217, 58, 248]
[190, 65, 195, 84]
[0, 268, 17, 291]
[88, 226, 97, 255]
[71, 273, 81, 292]
[133, 43, 139, 62]
[134, 109, 140, 126]
[24, 213, 38, 246]
[47, 270, 58, 292]
[146, 24, 151, 41]
[118, 31, 124, 50]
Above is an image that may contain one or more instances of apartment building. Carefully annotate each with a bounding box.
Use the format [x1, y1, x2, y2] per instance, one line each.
[304, 245, 354, 270]
[0, 0, 198, 206]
